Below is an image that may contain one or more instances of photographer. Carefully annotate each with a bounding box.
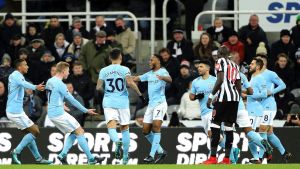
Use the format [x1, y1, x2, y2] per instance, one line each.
[285, 104, 300, 126]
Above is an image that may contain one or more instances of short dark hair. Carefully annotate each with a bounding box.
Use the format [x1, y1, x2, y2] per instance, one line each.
[50, 15, 59, 19]
[73, 61, 83, 67]
[14, 59, 26, 68]
[110, 48, 122, 60]
[159, 48, 171, 55]
[218, 46, 230, 58]
[253, 58, 264, 70]
[153, 54, 163, 63]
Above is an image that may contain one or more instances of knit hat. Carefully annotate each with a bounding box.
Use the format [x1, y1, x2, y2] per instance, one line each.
[280, 29, 290, 37]
[18, 48, 29, 55]
[72, 17, 81, 24]
[73, 31, 82, 38]
[2, 53, 11, 62]
[256, 42, 267, 55]
[290, 104, 300, 114]
[296, 14, 300, 24]
[180, 60, 190, 69]
[95, 30, 107, 37]
[4, 12, 14, 21]
[172, 28, 184, 34]
[295, 48, 300, 60]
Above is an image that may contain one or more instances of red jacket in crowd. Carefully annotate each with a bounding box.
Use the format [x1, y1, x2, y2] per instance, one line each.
[223, 41, 245, 63]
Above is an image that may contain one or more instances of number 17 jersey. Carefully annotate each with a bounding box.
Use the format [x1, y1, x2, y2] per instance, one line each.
[99, 64, 131, 109]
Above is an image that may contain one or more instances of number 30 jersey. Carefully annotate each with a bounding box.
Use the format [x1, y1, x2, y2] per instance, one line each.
[99, 64, 131, 109]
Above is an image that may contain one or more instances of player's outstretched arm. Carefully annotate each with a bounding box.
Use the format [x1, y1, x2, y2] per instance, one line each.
[126, 76, 142, 96]
[63, 87, 88, 114]
[156, 75, 172, 83]
[132, 76, 141, 82]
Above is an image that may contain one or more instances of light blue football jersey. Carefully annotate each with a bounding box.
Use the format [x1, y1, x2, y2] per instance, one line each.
[238, 73, 250, 111]
[260, 69, 286, 111]
[247, 74, 267, 116]
[6, 71, 36, 114]
[139, 68, 170, 108]
[99, 64, 131, 109]
[191, 75, 217, 116]
[46, 77, 88, 118]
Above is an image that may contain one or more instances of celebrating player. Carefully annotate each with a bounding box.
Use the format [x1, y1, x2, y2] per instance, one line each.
[189, 60, 216, 140]
[256, 54, 292, 162]
[247, 58, 272, 163]
[7, 59, 52, 164]
[46, 62, 104, 165]
[133, 54, 171, 163]
[97, 48, 144, 164]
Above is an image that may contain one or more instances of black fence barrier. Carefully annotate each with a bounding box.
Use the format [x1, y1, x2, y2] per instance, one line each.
[0, 128, 299, 164]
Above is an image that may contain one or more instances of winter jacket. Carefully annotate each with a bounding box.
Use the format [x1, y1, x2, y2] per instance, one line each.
[223, 41, 245, 63]
[78, 40, 111, 83]
[270, 40, 297, 68]
[167, 39, 194, 63]
[65, 26, 90, 43]
[238, 24, 268, 64]
[115, 27, 136, 56]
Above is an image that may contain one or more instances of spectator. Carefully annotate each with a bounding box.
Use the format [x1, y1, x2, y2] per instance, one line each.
[50, 64, 57, 77]
[67, 31, 89, 60]
[37, 51, 56, 84]
[41, 15, 64, 48]
[274, 53, 295, 91]
[0, 81, 7, 118]
[291, 14, 300, 48]
[159, 48, 180, 80]
[238, 14, 268, 64]
[90, 16, 110, 38]
[25, 23, 41, 45]
[7, 34, 25, 63]
[23, 88, 43, 123]
[65, 82, 86, 126]
[18, 48, 29, 60]
[26, 38, 46, 84]
[65, 17, 90, 43]
[193, 32, 219, 63]
[270, 29, 297, 69]
[293, 48, 300, 88]
[256, 42, 268, 56]
[50, 33, 70, 62]
[106, 29, 123, 50]
[191, 59, 201, 78]
[78, 30, 111, 84]
[206, 18, 232, 44]
[115, 16, 136, 67]
[0, 54, 14, 84]
[285, 104, 300, 126]
[168, 61, 193, 105]
[0, 13, 22, 53]
[167, 28, 194, 63]
[168, 112, 185, 127]
[178, 82, 201, 120]
[66, 61, 94, 108]
[275, 89, 295, 119]
[130, 110, 144, 128]
[223, 30, 245, 63]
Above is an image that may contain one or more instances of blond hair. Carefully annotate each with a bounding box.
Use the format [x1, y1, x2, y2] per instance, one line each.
[56, 61, 69, 73]
[55, 33, 65, 41]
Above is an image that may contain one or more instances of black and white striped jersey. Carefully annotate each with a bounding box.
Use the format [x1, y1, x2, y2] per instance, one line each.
[215, 57, 241, 102]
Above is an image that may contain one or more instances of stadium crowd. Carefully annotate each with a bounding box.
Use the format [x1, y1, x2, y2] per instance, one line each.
[0, 12, 300, 127]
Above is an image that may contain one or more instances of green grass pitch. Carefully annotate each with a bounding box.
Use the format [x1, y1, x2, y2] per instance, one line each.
[2, 164, 300, 169]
